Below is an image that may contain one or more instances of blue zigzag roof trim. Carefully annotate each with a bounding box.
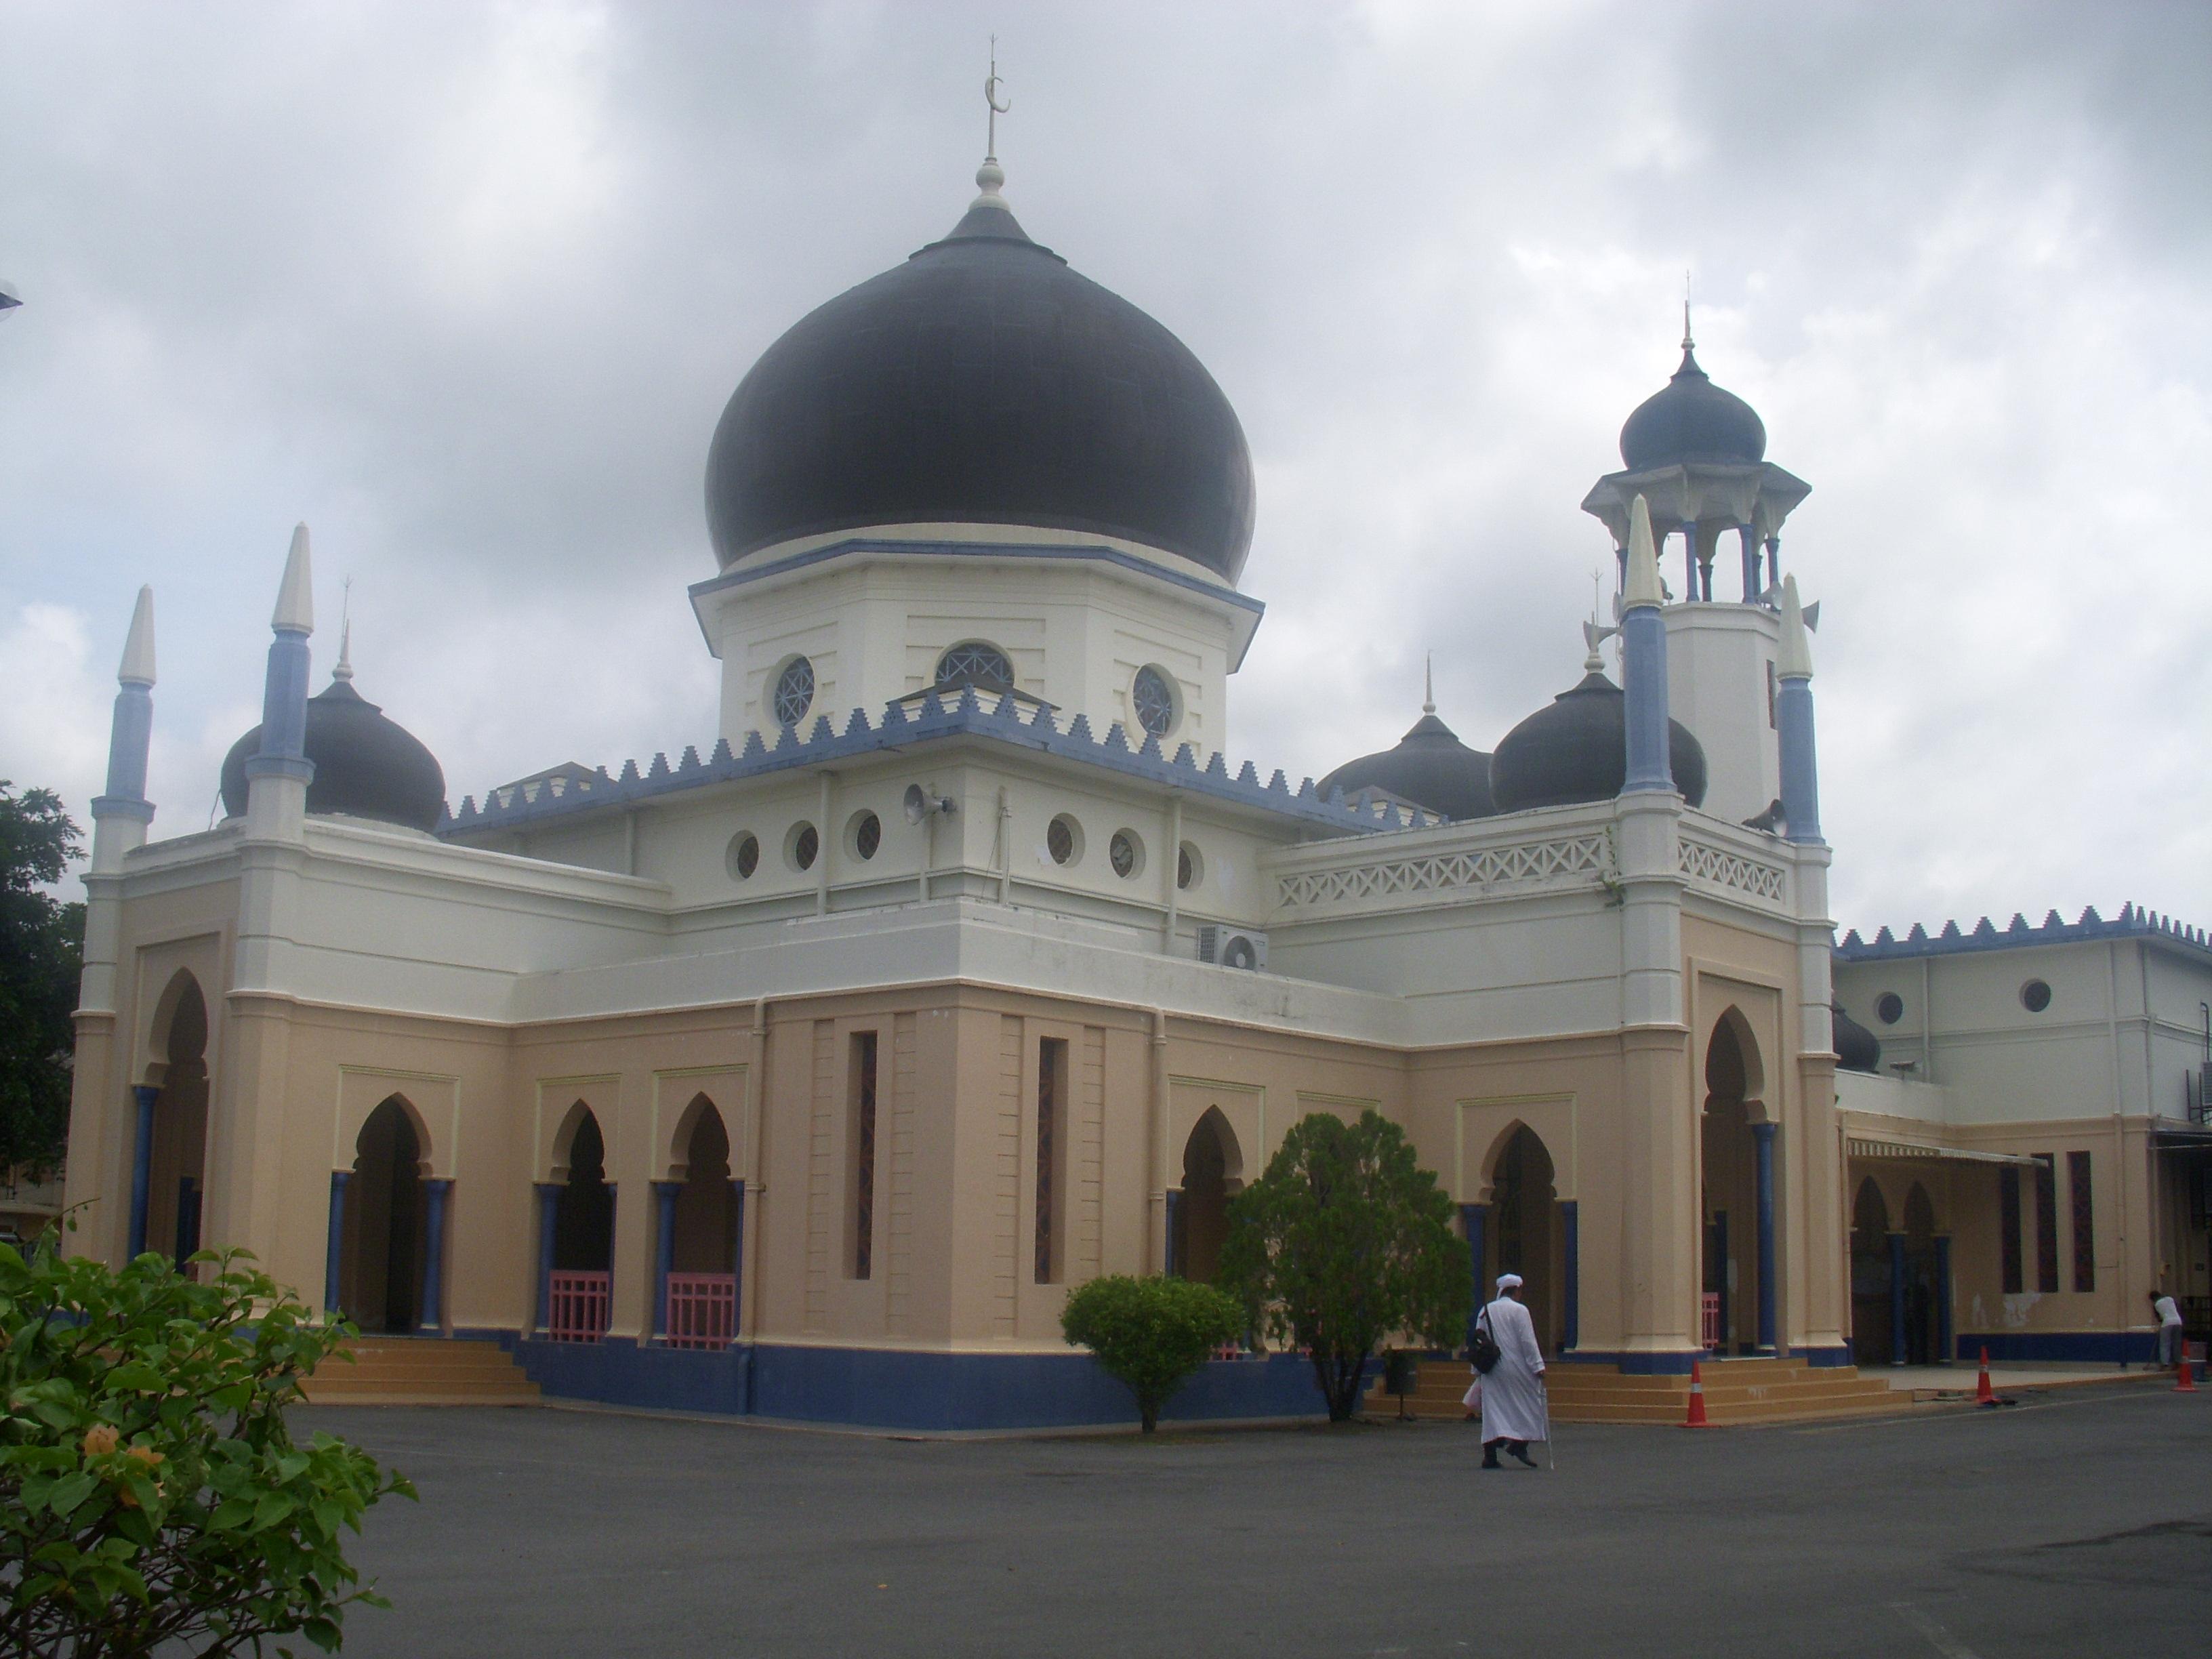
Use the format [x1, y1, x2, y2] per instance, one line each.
[1837, 903, 2212, 962]
[436, 699, 1444, 838]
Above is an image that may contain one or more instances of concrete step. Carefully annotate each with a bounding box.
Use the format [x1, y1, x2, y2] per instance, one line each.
[303, 1338, 540, 1406]
[1369, 1355, 1912, 1426]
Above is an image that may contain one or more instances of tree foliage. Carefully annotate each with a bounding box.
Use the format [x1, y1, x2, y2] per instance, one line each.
[0, 783, 85, 1175]
[1218, 1109, 1470, 1422]
[1059, 1273, 1244, 1434]
[1, 1237, 413, 1658]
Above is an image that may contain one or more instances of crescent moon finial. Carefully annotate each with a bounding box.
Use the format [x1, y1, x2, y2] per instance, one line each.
[983, 35, 1010, 161]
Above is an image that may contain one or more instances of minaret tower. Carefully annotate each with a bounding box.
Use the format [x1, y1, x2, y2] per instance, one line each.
[1581, 309, 1811, 823]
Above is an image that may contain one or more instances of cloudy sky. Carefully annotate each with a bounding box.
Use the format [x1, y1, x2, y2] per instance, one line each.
[3, 1, 2207, 939]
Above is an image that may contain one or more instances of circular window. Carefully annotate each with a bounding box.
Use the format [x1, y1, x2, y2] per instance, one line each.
[847, 810, 881, 862]
[1875, 991, 1904, 1025]
[787, 822, 819, 872]
[936, 642, 1013, 693]
[2021, 979, 2053, 1014]
[1046, 814, 1081, 867]
[1132, 665, 1177, 739]
[1109, 829, 1144, 880]
[726, 832, 760, 881]
[773, 656, 815, 728]
[1177, 840, 1202, 891]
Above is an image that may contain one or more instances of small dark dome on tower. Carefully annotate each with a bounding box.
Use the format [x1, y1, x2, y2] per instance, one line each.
[1618, 327, 1766, 472]
[1319, 709, 1496, 822]
[1832, 1003, 1882, 1074]
[703, 167, 1257, 583]
[1489, 670, 1707, 813]
[220, 665, 446, 834]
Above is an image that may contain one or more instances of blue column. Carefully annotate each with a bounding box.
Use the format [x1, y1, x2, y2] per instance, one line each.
[1713, 1211, 1730, 1351]
[1777, 678, 1820, 844]
[1934, 1235, 1954, 1364]
[1460, 1202, 1488, 1351]
[173, 1177, 200, 1260]
[652, 1181, 680, 1344]
[1164, 1190, 1183, 1277]
[323, 1170, 350, 1315]
[1888, 1232, 1908, 1366]
[1753, 1122, 1778, 1354]
[730, 1179, 747, 1345]
[534, 1182, 560, 1336]
[1739, 525, 1759, 601]
[417, 1178, 451, 1332]
[126, 1085, 158, 1258]
[1682, 527, 1698, 602]
[1561, 1200, 1580, 1351]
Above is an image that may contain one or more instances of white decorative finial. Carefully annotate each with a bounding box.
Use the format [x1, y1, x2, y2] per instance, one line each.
[975, 38, 1011, 203]
[333, 577, 354, 682]
[1778, 574, 1814, 680]
[272, 523, 314, 634]
[1624, 494, 1664, 610]
[118, 585, 156, 687]
[1422, 652, 1435, 716]
[1683, 272, 1694, 353]
[1581, 574, 1618, 672]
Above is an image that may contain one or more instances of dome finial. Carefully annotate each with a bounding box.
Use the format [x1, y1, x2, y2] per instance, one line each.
[975, 36, 1012, 203]
[333, 577, 354, 683]
[1682, 271, 1694, 354]
[1422, 651, 1435, 716]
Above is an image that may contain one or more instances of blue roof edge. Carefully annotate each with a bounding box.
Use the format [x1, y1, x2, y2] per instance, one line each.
[436, 688, 1437, 840]
[1837, 903, 2212, 962]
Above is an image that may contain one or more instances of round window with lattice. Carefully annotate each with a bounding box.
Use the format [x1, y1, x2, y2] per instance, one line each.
[2021, 979, 2052, 1014]
[1132, 665, 1177, 739]
[726, 832, 760, 881]
[1109, 830, 1143, 879]
[848, 810, 881, 862]
[935, 642, 1013, 693]
[773, 657, 815, 727]
[789, 822, 819, 872]
[1047, 815, 1080, 866]
[1177, 841, 1202, 891]
[1875, 991, 1904, 1025]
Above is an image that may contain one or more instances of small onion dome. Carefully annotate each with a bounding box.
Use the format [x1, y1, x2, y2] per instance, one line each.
[1488, 671, 1708, 813]
[1618, 343, 1766, 472]
[1317, 712, 1495, 821]
[704, 168, 1256, 583]
[1832, 1002, 1883, 1073]
[220, 674, 446, 834]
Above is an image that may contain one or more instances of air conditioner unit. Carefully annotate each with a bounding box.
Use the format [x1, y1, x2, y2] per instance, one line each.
[1197, 925, 1267, 972]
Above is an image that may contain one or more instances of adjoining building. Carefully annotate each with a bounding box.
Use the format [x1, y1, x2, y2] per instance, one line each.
[62, 136, 2206, 1429]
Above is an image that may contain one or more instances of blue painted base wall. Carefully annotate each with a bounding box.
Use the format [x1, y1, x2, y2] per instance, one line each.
[1961, 1330, 2159, 1366]
[507, 1338, 1338, 1431]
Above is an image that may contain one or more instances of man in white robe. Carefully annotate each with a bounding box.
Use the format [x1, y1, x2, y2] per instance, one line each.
[1477, 1273, 1548, 1469]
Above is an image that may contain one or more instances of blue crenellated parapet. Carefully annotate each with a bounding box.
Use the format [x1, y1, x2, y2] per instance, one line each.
[1839, 901, 2212, 962]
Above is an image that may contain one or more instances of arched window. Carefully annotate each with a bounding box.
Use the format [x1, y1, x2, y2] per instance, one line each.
[935, 642, 1013, 693]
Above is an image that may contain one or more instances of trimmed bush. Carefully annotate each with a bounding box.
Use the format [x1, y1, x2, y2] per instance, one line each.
[1060, 1273, 1244, 1433]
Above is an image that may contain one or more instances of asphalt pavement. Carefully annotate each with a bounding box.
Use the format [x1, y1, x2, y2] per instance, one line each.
[306, 1379, 2211, 1658]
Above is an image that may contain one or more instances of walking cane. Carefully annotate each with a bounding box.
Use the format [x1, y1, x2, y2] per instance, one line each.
[1543, 1377, 1556, 1471]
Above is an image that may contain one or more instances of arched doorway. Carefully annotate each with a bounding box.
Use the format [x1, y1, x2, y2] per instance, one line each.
[1490, 1126, 1561, 1351]
[144, 974, 210, 1267]
[664, 1098, 737, 1346]
[342, 1097, 425, 1333]
[556, 1111, 615, 1274]
[1173, 1108, 1242, 1284]
[1700, 1012, 1767, 1354]
[1850, 1179, 1893, 1368]
[1902, 1184, 1940, 1366]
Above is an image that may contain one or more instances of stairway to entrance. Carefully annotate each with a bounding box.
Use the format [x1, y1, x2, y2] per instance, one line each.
[300, 1336, 541, 1406]
[1367, 1353, 1911, 1425]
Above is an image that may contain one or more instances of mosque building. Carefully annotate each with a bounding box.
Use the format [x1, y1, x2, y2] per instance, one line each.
[62, 123, 2211, 1427]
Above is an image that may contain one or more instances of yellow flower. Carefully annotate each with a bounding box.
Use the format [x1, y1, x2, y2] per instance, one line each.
[81, 1424, 119, 1457]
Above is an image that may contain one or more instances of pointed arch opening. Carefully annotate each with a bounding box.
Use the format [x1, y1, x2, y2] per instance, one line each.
[143, 972, 210, 1269]
[1700, 1008, 1769, 1355]
[672, 1097, 735, 1276]
[1486, 1125, 1562, 1352]
[1851, 1177, 1894, 1368]
[554, 1107, 614, 1275]
[342, 1095, 428, 1332]
[1172, 1107, 1243, 1285]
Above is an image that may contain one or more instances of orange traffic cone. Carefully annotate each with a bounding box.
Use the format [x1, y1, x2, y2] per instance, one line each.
[1682, 1359, 1711, 1428]
[2177, 1346, 2198, 1393]
[1974, 1345, 1996, 1408]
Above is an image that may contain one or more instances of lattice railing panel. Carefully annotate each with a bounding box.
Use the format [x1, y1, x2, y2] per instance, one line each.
[1277, 834, 1607, 909]
[1677, 837, 1788, 903]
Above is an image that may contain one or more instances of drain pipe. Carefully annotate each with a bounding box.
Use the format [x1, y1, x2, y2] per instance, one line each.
[996, 787, 1012, 905]
[815, 773, 832, 916]
[1162, 797, 1183, 954]
[1149, 1007, 1170, 1273]
[742, 999, 770, 1359]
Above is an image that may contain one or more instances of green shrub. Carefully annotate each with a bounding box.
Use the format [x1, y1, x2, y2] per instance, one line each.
[1, 1237, 413, 1657]
[1060, 1273, 1244, 1433]
[1219, 1109, 1470, 1421]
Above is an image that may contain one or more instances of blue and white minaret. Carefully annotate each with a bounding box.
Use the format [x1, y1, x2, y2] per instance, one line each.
[89, 586, 158, 860]
[242, 523, 317, 840]
[1775, 575, 1821, 844]
[1620, 493, 1675, 795]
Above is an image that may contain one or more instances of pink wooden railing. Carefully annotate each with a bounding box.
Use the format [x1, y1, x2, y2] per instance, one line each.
[548, 1271, 611, 1343]
[664, 1273, 736, 1349]
[1701, 1292, 1722, 1351]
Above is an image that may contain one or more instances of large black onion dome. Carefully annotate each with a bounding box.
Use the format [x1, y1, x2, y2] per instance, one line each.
[1619, 343, 1766, 472]
[1318, 712, 1495, 821]
[1489, 672, 1708, 813]
[220, 674, 447, 834]
[704, 177, 1257, 583]
[1832, 1003, 1882, 1073]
